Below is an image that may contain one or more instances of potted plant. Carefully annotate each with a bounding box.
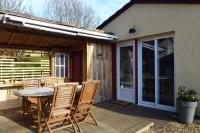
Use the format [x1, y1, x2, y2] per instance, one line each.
[177, 86, 198, 123]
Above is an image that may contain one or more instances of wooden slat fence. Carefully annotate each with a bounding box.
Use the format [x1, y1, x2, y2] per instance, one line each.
[0, 58, 50, 82]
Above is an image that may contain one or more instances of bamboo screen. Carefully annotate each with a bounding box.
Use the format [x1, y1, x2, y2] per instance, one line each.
[0, 48, 50, 83]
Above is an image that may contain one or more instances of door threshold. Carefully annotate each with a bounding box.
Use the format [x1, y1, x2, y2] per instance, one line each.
[138, 103, 176, 112]
[112, 100, 132, 106]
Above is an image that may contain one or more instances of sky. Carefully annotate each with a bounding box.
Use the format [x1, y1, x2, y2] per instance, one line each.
[23, 0, 130, 22]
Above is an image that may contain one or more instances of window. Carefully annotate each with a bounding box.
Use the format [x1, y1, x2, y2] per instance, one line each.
[139, 36, 175, 109]
[55, 53, 69, 78]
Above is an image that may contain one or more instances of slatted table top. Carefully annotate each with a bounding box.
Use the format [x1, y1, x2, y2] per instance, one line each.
[14, 87, 54, 97]
[14, 85, 82, 97]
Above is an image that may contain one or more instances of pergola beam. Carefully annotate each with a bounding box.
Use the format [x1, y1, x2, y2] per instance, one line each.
[36, 36, 47, 46]
[22, 34, 32, 45]
[0, 27, 81, 41]
[7, 32, 15, 45]
[47, 38, 58, 47]
[0, 42, 50, 50]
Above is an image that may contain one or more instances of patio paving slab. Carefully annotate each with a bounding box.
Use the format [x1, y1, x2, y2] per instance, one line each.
[0, 101, 176, 133]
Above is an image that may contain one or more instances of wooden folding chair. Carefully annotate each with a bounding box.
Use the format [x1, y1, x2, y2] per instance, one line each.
[54, 82, 79, 87]
[45, 84, 77, 133]
[22, 79, 40, 115]
[71, 80, 100, 133]
[23, 79, 39, 88]
[44, 77, 58, 88]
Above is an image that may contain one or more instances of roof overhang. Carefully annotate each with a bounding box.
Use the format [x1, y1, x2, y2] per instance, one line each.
[98, 0, 200, 29]
[134, 0, 200, 4]
[0, 11, 118, 41]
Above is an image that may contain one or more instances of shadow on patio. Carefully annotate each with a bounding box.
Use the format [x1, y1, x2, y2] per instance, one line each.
[94, 101, 177, 127]
[0, 101, 177, 133]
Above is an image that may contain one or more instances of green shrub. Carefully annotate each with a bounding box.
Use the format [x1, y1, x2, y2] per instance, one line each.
[178, 86, 198, 102]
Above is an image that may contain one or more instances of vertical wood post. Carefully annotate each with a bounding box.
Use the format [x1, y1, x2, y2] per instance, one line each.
[82, 42, 87, 81]
[112, 43, 116, 100]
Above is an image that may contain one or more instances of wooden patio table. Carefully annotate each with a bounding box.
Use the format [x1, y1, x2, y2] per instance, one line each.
[14, 87, 54, 133]
[14, 85, 82, 133]
[0, 83, 24, 103]
[0, 83, 24, 89]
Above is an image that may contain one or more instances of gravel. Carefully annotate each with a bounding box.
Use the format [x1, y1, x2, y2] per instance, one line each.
[143, 122, 200, 133]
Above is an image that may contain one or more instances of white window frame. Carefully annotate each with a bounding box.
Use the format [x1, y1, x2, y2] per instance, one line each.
[138, 34, 176, 112]
[116, 41, 135, 103]
[55, 53, 68, 78]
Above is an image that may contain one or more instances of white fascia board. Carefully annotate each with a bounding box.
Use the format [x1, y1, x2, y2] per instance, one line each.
[3, 14, 118, 40]
[77, 33, 113, 40]
[24, 23, 76, 36]
[76, 28, 117, 38]
[4, 14, 78, 33]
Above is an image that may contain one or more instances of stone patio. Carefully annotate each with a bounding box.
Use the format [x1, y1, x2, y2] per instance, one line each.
[0, 101, 177, 133]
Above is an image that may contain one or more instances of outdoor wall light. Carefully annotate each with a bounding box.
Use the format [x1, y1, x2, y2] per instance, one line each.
[129, 27, 136, 34]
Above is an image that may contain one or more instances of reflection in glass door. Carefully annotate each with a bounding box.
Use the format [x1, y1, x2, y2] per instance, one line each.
[120, 46, 133, 89]
[142, 40, 155, 103]
[158, 38, 174, 106]
[139, 36, 175, 111]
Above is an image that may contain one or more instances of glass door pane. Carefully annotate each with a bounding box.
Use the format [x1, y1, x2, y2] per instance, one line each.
[142, 40, 155, 103]
[158, 37, 174, 106]
[120, 46, 133, 89]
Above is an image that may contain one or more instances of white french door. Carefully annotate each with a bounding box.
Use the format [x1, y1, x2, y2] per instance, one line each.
[117, 42, 135, 103]
[138, 36, 175, 111]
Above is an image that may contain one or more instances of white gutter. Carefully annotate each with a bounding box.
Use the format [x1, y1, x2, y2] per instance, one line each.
[24, 23, 77, 36]
[2, 14, 118, 40]
[76, 33, 114, 40]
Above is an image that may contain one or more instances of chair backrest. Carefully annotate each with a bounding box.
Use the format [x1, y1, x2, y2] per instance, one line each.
[45, 77, 58, 87]
[75, 80, 100, 112]
[51, 84, 77, 111]
[23, 79, 39, 88]
[57, 78, 65, 84]
[54, 82, 79, 87]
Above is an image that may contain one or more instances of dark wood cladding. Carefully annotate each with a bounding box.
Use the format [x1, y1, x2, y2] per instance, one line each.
[112, 44, 116, 100]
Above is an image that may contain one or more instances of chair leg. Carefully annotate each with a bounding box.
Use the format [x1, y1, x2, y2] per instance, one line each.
[46, 121, 52, 133]
[22, 97, 28, 116]
[72, 115, 81, 133]
[88, 112, 98, 126]
[69, 117, 78, 133]
[41, 110, 47, 132]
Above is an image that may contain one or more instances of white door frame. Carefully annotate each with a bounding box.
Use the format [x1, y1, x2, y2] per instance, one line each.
[116, 41, 135, 103]
[138, 35, 176, 112]
[55, 53, 66, 78]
